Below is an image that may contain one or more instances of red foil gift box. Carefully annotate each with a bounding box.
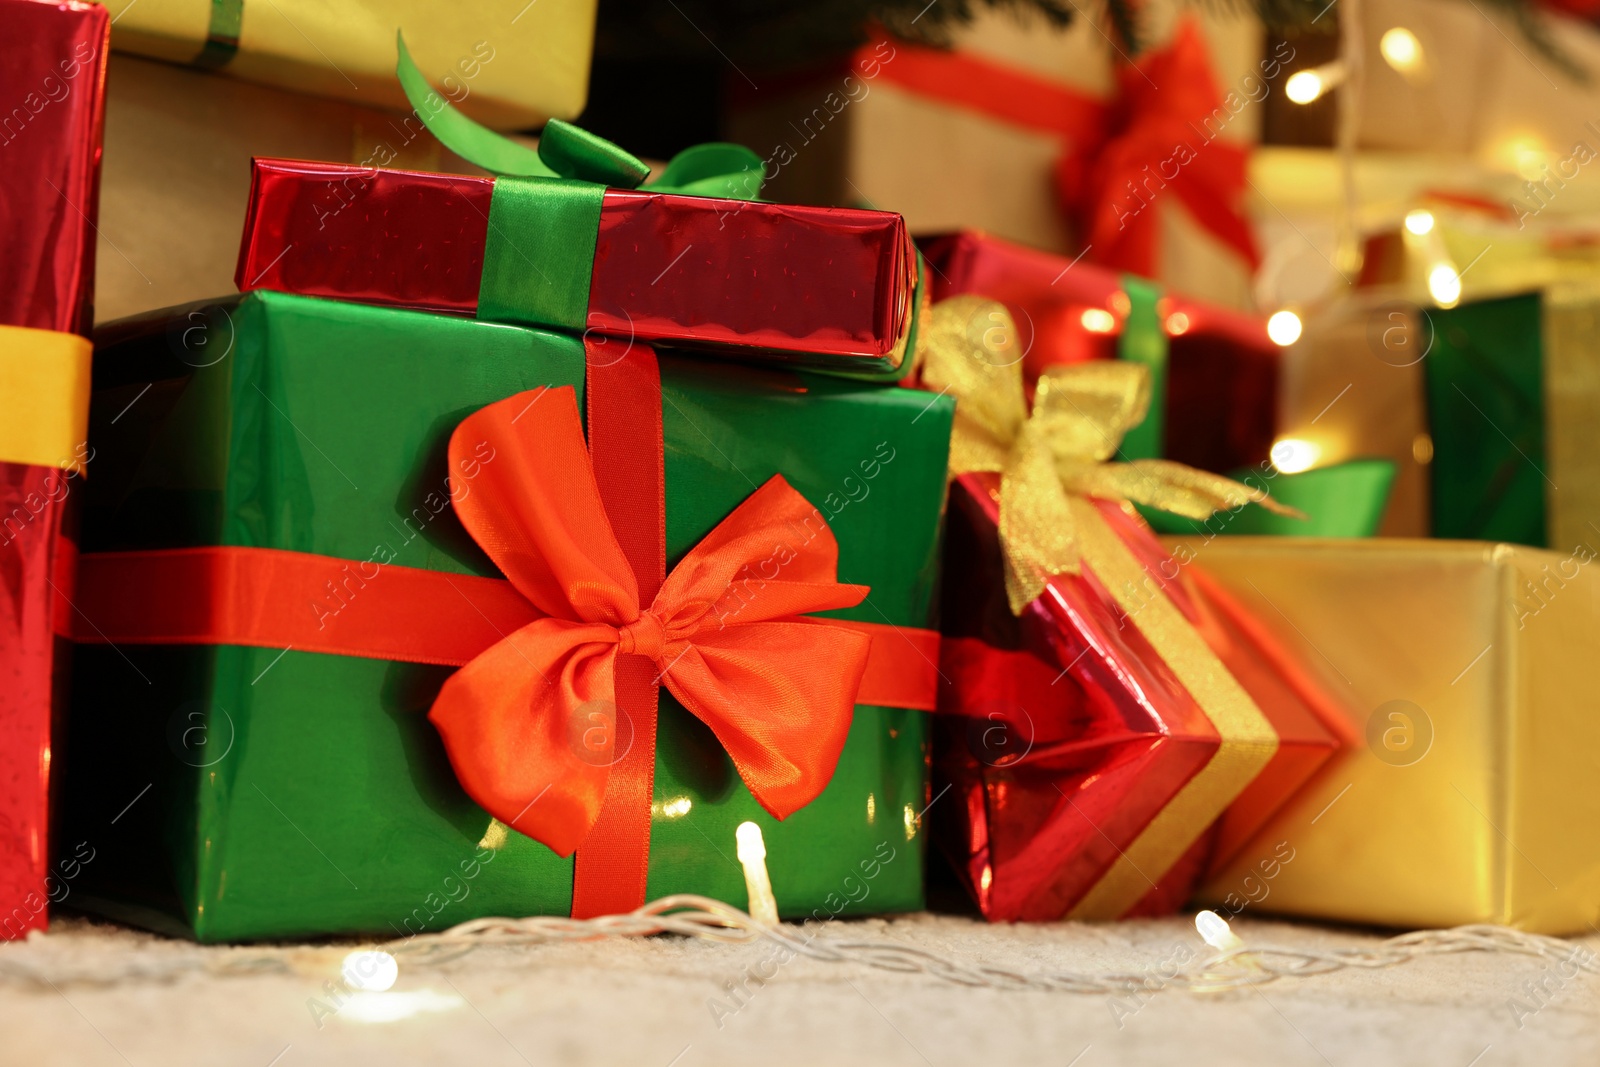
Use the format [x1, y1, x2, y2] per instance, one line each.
[919, 230, 1280, 473]
[0, 0, 108, 939]
[937, 478, 1351, 921]
[235, 158, 918, 373]
[917, 296, 1345, 922]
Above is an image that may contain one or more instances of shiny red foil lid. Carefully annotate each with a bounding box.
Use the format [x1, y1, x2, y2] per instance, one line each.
[0, 0, 108, 335]
[919, 230, 1280, 473]
[236, 158, 915, 361]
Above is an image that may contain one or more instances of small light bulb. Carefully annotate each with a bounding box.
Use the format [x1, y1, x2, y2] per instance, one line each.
[1266, 310, 1303, 347]
[1270, 437, 1321, 475]
[1080, 307, 1117, 334]
[1380, 28, 1423, 72]
[736, 821, 779, 926]
[1285, 70, 1324, 105]
[342, 950, 398, 993]
[1165, 311, 1191, 336]
[1428, 263, 1462, 308]
[1404, 209, 1435, 236]
[1195, 910, 1244, 952]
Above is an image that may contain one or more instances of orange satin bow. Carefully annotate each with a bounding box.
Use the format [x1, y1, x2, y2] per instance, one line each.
[427, 385, 874, 858]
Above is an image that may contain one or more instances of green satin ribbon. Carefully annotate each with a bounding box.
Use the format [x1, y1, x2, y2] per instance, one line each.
[396, 32, 764, 331]
[1142, 459, 1397, 537]
[1114, 276, 1168, 461]
[194, 0, 243, 69]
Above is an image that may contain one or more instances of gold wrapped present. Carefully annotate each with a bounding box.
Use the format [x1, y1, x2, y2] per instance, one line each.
[100, 0, 594, 128]
[1177, 536, 1600, 935]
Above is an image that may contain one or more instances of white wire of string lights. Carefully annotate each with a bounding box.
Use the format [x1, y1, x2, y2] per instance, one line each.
[2, 823, 1596, 995]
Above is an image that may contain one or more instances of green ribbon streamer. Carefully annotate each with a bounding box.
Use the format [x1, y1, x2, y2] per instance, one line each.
[194, 0, 243, 69]
[1115, 275, 1168, 461]
[1141, 459, 1397, 538]
[395, 31, 764, 331]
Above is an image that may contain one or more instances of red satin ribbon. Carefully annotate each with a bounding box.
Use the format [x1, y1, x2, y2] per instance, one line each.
[576, 344, 668, 916]
[1054, 19, 1259, 278]
[71, 379, 939, 916]
[870, 20, 1257, 278]
[69, 545, 935, 706]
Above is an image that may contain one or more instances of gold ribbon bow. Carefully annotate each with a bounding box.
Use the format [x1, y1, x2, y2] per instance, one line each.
[921, 294, 1299, 615]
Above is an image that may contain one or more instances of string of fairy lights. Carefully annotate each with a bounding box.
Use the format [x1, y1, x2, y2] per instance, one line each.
[1, 824, 1595, 1004]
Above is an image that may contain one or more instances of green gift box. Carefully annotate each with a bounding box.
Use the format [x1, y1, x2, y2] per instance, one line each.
[1423, 288, 1600, 551]
[65, 291, 952, 942]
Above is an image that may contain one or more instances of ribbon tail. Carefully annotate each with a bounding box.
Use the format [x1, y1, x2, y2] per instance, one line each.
[1104, 460, 1306, 521]
[428, 618, 621, 857]
[1169, 147, 1260, 270]
[662, 621, 871, 819]
[396, 30, 555, 177]
[999, 436, 1082, 615]
[644, 143, 765, 200]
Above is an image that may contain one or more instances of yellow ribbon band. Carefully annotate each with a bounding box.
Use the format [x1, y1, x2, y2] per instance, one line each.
[1063, 495, 1278, 918]
[0, 325, 92, 476]
[920, 295, 1288, 917]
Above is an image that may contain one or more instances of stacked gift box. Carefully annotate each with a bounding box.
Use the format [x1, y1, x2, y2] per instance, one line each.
[59, 41, 949, 939]
[0, 0, 107, 939]
[5, 0, 1600, 948]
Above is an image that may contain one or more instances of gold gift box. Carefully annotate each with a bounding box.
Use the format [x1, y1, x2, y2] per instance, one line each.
[103, 0, 595, 129]
[1170, 537, 1600, 935]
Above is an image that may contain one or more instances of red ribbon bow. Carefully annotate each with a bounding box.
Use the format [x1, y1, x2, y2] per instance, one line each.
[428, 386, 874, 858]
[1053, 17, 1260, 278]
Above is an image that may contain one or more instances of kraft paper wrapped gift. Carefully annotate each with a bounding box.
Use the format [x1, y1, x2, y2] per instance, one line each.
[100, 0, 594, 128]
[722, 4, 1268, 310]
[1184, 537, 1600, 935]
[95, 51, 502, 324]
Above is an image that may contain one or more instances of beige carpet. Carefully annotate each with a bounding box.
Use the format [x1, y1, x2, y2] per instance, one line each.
[2, 913, 1597, 1067]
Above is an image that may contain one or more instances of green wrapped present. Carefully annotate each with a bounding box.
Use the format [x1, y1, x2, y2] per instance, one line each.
[1422, 288, 1600, 551]
[65, 291, 951, 942]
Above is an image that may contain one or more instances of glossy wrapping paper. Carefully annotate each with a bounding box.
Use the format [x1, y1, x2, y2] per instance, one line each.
[918, 230, 1280, 475]
[65, 291, 953, 942]
[235, 158, 918, 372]
[1423, 288, 1600, 554]
[1424, 292, 1547, 546]
[936, 474, 1346, 922]
[1185, 537, 1600, 935]
[0, 0, 108, 940]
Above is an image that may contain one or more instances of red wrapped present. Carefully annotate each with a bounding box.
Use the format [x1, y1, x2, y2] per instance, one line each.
[0, 0, 107, 939]
[236, 157, 915, 371]
[234, 40, 918, 376]
[921, 296, 1347, 921]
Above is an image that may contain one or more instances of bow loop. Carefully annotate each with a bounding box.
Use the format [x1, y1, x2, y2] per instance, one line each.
[397, 32, 764, 200]
[921, 296, 1298, 614]
[1032, 361, 1151, 463]
[429, 386, 869, 856]
[918, 293, 1027, 475]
